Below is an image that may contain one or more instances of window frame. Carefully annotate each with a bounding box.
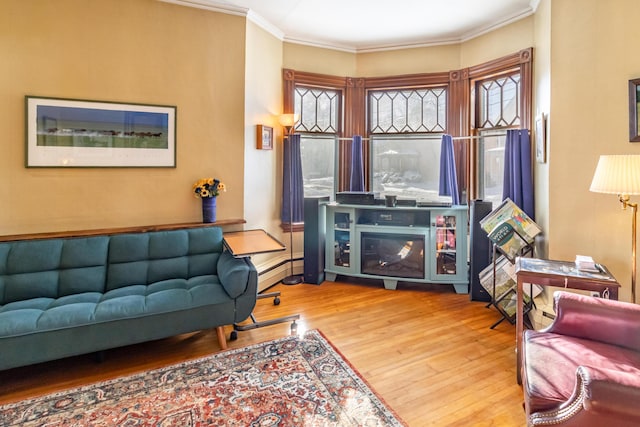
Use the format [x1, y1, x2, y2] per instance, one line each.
[467, 48, 533, 200]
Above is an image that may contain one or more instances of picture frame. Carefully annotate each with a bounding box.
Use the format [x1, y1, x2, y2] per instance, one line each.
[256, 125, 273, 150]
[535, 113, 546, 163]
[25, 96, 176, 167]
[629, 78, 640, 142]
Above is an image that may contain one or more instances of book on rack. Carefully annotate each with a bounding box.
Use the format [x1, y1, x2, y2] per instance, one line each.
[479, 254, 543, 320]
[480, 198, 542, 262]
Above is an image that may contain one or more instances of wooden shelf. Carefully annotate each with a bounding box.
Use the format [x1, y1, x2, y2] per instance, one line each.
[0, 219, 246, 242]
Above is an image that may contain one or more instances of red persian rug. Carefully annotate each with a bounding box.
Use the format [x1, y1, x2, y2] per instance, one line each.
[0, 330, 406, 426]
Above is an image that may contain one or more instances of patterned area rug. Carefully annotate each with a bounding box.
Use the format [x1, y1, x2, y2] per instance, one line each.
[0, 330, 406, 426]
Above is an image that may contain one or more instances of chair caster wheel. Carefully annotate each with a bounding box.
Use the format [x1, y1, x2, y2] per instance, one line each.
[290, 321, 298, 334]
[230, 331, 238, 341]
[274, 296, 280, 305]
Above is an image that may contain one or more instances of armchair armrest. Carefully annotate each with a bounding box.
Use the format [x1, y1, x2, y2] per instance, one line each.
[544, 291, 640, 351]
[530, 365, 640, 426]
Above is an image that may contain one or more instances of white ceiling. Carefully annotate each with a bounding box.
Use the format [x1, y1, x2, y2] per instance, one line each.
[163, 0, 538, 52]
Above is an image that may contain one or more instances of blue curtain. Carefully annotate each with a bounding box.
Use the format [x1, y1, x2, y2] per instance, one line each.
[503, 129, 534, 219]
[282, 134, 304, 223]
[349, 135, 365, 191]
[438, 134, 460, 205]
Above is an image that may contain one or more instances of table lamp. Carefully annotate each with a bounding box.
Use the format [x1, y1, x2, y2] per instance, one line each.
[590, 154, 640, 303]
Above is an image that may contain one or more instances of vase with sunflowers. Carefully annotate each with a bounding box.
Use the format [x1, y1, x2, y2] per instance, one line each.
[193, 178, 226, 223]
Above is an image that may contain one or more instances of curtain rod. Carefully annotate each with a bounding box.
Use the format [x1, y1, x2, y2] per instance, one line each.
[333, 132, 509, 142]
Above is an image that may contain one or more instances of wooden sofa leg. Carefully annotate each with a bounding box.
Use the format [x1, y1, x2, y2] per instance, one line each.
[216, 326, 228, 350]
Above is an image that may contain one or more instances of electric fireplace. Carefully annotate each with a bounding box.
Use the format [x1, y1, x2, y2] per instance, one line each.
[360, 231, 425, 279]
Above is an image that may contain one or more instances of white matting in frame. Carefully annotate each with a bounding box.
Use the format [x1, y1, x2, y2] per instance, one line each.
[26, 96, 176, 167]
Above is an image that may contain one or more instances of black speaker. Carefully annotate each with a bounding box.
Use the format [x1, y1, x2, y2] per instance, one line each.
[304, 196, 330, 284]
[469, 200, 493, 302]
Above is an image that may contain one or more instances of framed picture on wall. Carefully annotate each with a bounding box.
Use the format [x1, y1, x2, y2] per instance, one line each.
[629, 78, 640, 142]
[256, 125, 273, 150]
[25, 96, 176, 167]
[535, 113, 546, 163]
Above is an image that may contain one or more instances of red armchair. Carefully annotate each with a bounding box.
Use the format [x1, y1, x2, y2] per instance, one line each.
[522, 291, 640, 426]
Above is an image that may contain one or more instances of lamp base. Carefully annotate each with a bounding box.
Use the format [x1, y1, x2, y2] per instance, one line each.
[282, 275, 303, 285]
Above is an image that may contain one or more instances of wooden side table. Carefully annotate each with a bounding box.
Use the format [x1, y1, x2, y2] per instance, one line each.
[514, 257, 620, 384]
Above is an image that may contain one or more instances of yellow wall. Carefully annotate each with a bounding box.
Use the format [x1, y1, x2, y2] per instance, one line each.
[244, 21, 297, 286]
[548, 0, 640, 301]
[460, 16, 534, 67]
[244, 21, 284, 233]
[357, 45, 460, 77]
[283, 43, 357, 76]
[533, 0, 551, 257]
[0, 0, 246, 234]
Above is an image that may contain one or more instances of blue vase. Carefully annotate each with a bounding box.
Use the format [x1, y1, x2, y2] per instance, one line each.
[201, 197, 217, 223]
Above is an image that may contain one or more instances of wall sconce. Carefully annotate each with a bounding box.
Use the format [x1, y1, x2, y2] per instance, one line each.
[279, 113, 299, 137]
[590, 154, 640, 303]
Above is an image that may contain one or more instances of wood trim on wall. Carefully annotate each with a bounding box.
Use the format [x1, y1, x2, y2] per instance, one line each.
[0, 219, 247, 242]
[518, 48, 534, 131]
[448, 68, 471, 202]
[365, 72, 450, 89]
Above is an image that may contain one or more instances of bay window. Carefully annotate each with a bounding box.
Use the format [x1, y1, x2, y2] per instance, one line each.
[282, 47, 533, 216]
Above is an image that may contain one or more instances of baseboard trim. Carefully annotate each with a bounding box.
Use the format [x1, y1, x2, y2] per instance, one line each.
[254, 253, 304, 292]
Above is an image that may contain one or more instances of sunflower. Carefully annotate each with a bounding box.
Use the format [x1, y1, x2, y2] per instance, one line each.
[193, 177, 226, 198]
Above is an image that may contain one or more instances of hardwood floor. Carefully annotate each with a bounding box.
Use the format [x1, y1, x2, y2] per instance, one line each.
[0, 279, 526, 426]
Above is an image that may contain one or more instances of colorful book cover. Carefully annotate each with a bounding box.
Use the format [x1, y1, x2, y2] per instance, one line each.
[480, 198, 542, 261]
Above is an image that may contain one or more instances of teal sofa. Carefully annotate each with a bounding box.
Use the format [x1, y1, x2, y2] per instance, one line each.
[0, 227, 257, 371]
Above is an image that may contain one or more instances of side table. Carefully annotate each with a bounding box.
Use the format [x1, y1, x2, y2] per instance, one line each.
[514, 257, 620, 384]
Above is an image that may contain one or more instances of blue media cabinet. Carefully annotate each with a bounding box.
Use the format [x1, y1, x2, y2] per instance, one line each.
[324, 203, 468, 293]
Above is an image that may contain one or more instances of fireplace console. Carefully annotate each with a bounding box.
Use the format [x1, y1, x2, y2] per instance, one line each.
[323, 203, 468, 293]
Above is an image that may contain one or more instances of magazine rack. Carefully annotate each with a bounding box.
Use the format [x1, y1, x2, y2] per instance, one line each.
[478, 198, 541, 329]
[488, 236, 535, 329]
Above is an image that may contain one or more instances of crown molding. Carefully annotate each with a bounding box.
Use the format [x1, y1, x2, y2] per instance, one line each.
[158, 0, 248, 16]
[246, 9, 285, 40]
[159, 0, 537, 54]
[289, 5, 534, 54]
[459, 8, 535, 44]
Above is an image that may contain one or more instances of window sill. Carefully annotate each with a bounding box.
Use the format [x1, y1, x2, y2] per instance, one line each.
[280, 222, 304, 233]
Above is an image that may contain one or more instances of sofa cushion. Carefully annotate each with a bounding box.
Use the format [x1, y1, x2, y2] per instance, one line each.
[0, 237, 109, 304]
[524, 329, 640, 413]
[106, 228, 223, 291]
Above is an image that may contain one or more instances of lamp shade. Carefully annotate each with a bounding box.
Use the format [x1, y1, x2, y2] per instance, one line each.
[590, 155, 640, 195]
[278, 113, 299, 128]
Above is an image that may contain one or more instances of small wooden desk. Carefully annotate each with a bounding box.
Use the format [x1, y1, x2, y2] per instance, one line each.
[222, 229, 297, 339]
[223, 229, 285, 258]
[514, 257, 620, 384]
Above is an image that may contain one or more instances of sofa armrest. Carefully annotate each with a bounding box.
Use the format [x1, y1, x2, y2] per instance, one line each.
[543, 291, 640, 351]
[530, 365, 640, 426]
[216, 251, 254, 299]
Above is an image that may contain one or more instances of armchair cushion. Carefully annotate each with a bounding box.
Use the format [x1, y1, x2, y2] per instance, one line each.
[523, 291, 640, 427]
[524, 330, 640, 412]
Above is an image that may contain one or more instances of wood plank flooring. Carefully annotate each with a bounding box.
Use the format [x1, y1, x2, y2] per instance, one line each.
[0, 279, 526, 426]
